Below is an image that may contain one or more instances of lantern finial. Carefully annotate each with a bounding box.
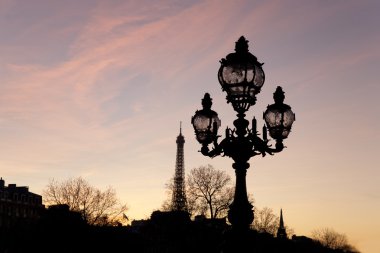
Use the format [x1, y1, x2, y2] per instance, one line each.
[235, 36, 249, 53]
[273, 86, 285, 104]
[202, 93, 212, 110]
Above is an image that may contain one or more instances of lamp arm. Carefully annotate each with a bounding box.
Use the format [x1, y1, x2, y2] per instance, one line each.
[264, 139, 284, 155]
[250, 135, 284, 156]
[200, 137, 224, 158]
[250, 135, 268, 157]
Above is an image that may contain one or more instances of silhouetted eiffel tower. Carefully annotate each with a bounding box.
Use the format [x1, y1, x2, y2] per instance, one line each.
[171, 122, 188, 212]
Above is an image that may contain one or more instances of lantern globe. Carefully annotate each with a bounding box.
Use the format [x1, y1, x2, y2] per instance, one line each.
[218, 36, 265, 113]
[191, 93, 221, 144]
[263, 86, 295, 140]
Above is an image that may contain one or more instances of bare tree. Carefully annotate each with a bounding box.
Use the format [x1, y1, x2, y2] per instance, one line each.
[161, 178, 174, 212]
[187, 164, 233, 219]
[43, 177, 128, 226]
[252, 206, 279, 234]
[311, 227, 360, 252]
[162, 165, 256, 220]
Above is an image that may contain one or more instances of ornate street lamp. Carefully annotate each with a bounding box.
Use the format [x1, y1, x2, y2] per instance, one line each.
[191, 36, 295, 233]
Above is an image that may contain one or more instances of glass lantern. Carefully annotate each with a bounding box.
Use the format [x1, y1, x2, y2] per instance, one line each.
[263, 86, 295, 139]
[218, 36, 265, 113]
[191, 93, 221, 144]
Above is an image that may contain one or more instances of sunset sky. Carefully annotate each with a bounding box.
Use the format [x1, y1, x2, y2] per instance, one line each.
[0, 0, 379, 252]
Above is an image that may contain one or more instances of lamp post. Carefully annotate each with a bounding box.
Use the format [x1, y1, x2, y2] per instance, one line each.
[191, 36, 295, 234]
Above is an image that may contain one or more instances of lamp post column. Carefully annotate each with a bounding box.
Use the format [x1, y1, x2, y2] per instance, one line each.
[228, 161, 253, 231]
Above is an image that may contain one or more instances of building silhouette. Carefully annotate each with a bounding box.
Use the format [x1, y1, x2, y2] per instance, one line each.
[277, 208, 287, 239]
[171, 122, 188, 212]
[0, 177, 44, 228]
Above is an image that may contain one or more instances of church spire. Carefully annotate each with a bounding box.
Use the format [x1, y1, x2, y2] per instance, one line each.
[277, 208, 287, 239]
[280, 209, 284, 227]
